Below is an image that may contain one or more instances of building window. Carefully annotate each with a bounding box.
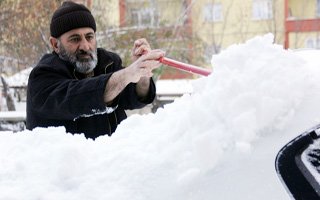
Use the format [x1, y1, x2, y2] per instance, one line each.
[305, 37, 320, 49]
[305, 38, 315, 48]
[129, 8, 158, 27]
[203, 3, 223, 22]
[252, 0, 273, 20]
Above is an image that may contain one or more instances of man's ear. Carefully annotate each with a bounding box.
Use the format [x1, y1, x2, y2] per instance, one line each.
[49, 36, 59, 53]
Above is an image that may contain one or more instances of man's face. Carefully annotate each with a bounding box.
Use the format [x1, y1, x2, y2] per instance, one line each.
[56, 27, 98, 74]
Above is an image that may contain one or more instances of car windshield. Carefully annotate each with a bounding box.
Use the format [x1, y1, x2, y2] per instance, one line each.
[301, 129, 320, 184]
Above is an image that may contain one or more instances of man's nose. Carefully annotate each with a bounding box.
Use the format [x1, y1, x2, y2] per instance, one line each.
[79, 39, 90, 51]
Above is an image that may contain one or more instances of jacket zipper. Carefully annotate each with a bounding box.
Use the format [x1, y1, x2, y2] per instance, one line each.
[107, 115, 111, 135]
[106, 61, 114, 135]
[104, 62, 114, 74]
[113, 111, 117, 125]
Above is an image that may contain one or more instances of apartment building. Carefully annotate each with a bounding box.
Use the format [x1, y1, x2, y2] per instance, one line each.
[92, 0, 195, 79]
[84, 0, 320, 77]
[193, 0, 285, 62]
[286, 0, 320, 49]
[192, 0, 320, 61]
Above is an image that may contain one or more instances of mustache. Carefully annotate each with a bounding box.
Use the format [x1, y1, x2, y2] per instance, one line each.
[76, 50, 94, 60]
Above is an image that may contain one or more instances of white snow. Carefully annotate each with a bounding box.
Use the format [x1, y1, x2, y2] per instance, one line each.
[156, 79, 193, 95]
[5, 67, 32, 87]
[0, 111, 26, 121]
[1, 33, 320, 199]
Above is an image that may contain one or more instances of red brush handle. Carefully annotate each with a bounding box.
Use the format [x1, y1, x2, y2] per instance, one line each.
[159, 57, 212, 76]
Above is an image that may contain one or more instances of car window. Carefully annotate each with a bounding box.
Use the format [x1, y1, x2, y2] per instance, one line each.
[275, 124, 320, 199]
[300, 133, 320, 194]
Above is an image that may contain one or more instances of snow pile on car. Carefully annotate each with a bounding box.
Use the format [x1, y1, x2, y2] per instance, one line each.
[1, 34, 320, 200]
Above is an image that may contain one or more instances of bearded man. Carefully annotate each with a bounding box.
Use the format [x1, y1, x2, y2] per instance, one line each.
[26, 1, 165, 139]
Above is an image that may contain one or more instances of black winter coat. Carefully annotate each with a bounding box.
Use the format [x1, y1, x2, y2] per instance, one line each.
[26, 48, 156, 139]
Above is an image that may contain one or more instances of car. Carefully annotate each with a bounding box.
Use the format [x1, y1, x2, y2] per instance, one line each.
[275, 123, 320, 199]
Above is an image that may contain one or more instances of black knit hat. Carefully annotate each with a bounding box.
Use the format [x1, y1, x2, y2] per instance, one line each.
[50, 1, 96, 38]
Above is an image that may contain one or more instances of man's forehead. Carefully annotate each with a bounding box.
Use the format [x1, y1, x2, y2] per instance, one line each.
[62, 27, 95, 38]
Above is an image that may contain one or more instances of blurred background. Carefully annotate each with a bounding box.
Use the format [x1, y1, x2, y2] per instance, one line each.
[0, 0, 319, 127]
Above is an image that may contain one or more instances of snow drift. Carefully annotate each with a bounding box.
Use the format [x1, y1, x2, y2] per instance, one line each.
[1, 34, 320, 199]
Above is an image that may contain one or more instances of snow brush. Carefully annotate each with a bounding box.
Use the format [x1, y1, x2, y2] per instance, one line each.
[159, 57, 212, 76]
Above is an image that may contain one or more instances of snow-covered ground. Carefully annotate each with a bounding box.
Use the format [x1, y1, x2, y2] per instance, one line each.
[1, 34, 320, 199]
[5, 67, 32, 87]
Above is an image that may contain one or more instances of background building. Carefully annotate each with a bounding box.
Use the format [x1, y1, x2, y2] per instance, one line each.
[92, 0, 320, 78]
[1, 0, 320, 78]
[285, 0, 320, 49]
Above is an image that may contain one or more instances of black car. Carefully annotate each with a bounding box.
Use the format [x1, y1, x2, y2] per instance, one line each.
[275, 123, 320, 200]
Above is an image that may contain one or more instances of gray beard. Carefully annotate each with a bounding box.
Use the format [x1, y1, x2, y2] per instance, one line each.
[57, 41, 98, 74]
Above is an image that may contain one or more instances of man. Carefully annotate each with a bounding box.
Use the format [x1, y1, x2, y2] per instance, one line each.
[26, 1, 165, 139]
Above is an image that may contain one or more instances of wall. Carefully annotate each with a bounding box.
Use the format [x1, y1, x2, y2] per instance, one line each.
[192, 0, 285, 60]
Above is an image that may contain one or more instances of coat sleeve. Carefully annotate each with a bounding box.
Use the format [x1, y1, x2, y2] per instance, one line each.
[28, 65, 111, 120]
[102, 50, 156, 110]
[118, 80, 156, 110]
[28, 50, 157, 120]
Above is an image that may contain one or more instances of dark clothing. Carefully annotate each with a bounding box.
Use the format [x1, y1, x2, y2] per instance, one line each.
[26, 48, 156, 139]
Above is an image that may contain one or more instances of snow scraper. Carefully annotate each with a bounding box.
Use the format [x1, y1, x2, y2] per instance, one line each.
[159, 57, 212, 76]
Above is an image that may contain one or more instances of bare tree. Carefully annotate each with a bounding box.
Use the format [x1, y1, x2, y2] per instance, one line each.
[0, 0, 62, 69]
[95, 0, 198, 80]
[1, 75, 15, 111]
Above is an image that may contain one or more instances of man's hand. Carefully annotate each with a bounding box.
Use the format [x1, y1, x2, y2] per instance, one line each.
[131, 38, 151, 61]
[104, 39, 164, 104]
[126, 49, 165, 83]
[104, 49, 165, 104]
